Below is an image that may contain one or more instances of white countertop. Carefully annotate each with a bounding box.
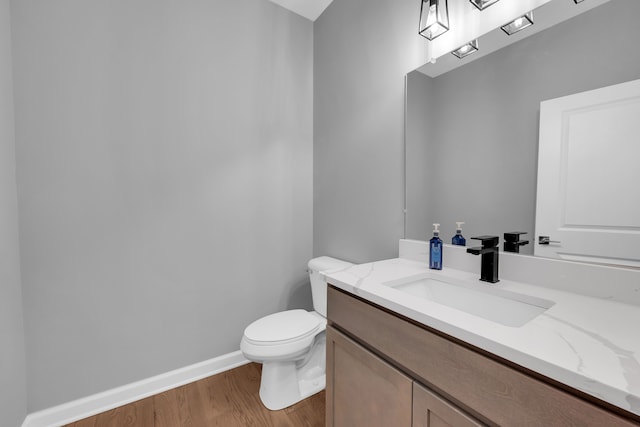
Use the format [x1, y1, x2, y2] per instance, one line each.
[324, 256, 640, 416]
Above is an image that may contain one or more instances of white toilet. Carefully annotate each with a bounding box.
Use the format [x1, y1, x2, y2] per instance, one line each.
[240, 256, 353, 410]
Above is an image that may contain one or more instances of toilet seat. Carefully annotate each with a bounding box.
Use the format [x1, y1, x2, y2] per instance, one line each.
[244, 309, 321, 345]
[241, 310, 326, 362]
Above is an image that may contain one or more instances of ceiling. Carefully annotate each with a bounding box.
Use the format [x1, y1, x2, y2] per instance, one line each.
[268, 0, 334, 21]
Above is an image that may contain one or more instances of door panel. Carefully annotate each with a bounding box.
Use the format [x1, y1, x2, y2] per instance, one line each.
[326, 326, 412, 427]
[535, 78, 640, 267]
[413, 383, 484, 427]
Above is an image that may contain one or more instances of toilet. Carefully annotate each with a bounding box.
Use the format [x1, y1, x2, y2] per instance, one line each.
[240, 256, 353, 410]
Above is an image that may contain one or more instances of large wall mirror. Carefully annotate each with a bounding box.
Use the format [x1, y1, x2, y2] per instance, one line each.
[405, 0, 640, 265]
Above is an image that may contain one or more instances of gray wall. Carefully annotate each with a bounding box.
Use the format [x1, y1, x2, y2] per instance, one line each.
[12, 0, 313, 411]
[406, 0, 640, 249]
[0, 0, 27, 425]
[405, 71, 434, 240]
[313, 0, 425, 263]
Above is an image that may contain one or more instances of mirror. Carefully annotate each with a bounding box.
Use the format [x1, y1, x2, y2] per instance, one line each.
[405, 0, 640, 262]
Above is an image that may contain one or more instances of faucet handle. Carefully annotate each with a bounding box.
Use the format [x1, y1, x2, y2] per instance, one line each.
[503, 232, 529, 253]
[470, 235, 499, 248]
[503, 231, 527, 242]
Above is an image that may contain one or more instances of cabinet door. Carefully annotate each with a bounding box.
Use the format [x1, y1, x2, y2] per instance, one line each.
[413, 383, 484, 427]
[326, 326, 412, 427]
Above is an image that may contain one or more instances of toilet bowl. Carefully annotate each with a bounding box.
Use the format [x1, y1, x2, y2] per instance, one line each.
[240, 256, 353, 410]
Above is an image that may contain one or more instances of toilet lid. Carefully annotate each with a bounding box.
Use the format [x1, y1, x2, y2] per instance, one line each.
[244, 309, 321, 344]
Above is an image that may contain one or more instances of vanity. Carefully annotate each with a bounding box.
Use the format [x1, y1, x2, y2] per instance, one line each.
[323, 240, 640, 426]
[325, 1, 640, 424]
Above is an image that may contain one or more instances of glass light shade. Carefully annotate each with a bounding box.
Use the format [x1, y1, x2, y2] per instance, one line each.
[451, 39, 478, 59]
[419, 0, 450, 41]
[469, 0, 500, 10]
[501, 11, 533, 35]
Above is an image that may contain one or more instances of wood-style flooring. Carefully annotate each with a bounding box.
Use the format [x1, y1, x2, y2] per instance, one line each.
[63, 363, 325, 427]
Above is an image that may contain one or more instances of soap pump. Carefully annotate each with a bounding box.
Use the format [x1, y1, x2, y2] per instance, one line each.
[429, 223, 443, 270]
[452, 222, 466, 246]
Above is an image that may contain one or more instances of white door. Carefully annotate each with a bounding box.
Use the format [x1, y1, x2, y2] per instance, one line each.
[535, 78, 640, 267]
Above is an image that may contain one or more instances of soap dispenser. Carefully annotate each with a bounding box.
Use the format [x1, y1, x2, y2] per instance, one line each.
[452, 222, 466, 246]
[429, 223, 443, 270]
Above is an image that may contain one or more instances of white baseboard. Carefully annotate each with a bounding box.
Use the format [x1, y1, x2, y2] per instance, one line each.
[22, 351, 249, 427]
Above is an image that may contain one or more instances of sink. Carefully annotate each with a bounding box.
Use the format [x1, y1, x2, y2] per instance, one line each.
[382, 274, 555, 327]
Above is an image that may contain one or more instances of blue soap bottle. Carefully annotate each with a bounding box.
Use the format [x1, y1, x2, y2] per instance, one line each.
[429, 223, 443, 270]
[452, 222, 466, 246]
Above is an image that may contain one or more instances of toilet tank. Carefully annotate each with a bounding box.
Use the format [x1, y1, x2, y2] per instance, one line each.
[308, 256, 353, 317]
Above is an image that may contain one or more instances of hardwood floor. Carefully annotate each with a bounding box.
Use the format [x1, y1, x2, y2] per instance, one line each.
[63, 363, 325, 427]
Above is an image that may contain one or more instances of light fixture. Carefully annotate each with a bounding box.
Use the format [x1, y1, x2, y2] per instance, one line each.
[419, 0, 450, 41]
[469, 0, 500, 10]
[451, 39, 478, 59]
[501, 11, 533, 35]
[574, 0, 585, 3]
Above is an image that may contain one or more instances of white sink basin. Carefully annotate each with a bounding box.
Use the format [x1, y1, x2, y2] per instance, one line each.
[382, 274, 555, 327]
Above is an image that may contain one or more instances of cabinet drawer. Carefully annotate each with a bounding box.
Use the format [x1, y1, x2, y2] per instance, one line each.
[328, 285, 639, 427]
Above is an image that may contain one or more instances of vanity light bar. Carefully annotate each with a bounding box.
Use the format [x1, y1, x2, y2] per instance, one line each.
[501, 11, 533, 35]
[469, 0, 500, 10]
[451, 39, 479, 59]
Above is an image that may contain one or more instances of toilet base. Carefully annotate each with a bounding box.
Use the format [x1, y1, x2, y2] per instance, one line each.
[258, 334, 326, 410]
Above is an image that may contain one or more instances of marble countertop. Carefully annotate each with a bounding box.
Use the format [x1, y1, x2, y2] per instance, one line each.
[324, 257, 640, 416]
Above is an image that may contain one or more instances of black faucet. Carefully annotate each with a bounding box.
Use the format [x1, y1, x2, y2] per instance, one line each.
[466, 236, 500, 283]
[503, 232, 529, 253]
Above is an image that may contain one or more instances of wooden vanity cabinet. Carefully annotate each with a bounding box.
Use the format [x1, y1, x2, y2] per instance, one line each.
[326, 285, 640, 427]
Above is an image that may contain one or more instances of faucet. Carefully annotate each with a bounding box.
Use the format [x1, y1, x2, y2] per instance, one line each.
[503, 232, 529, 253]
[466, 236, 500, 283]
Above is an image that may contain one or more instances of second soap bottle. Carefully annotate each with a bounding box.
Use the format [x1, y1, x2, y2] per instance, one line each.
[451, 222, 466, 246]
